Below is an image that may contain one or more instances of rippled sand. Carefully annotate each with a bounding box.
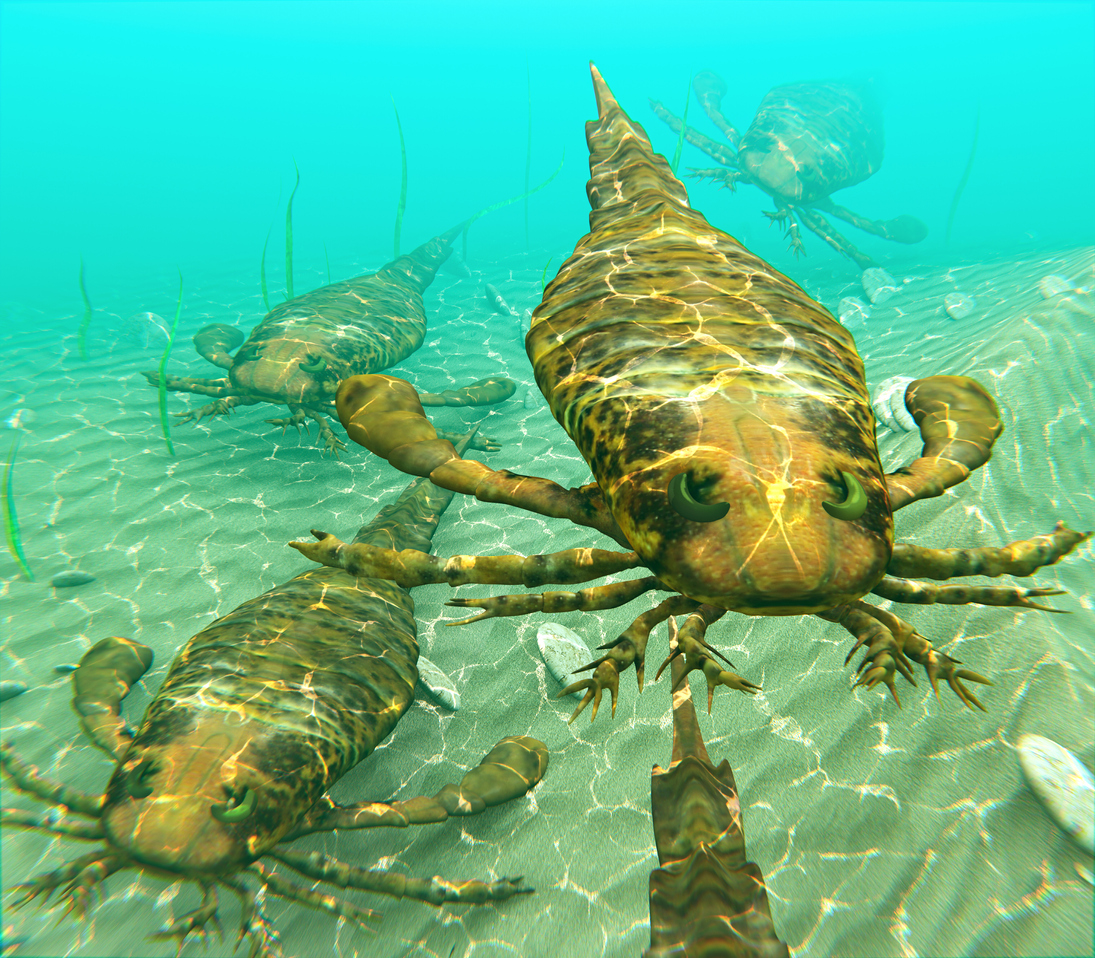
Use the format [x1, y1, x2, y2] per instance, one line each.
[2, 245, 1092, 958]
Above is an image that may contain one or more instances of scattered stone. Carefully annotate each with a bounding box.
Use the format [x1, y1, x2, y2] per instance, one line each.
[484, 283, 518, 317]
[870, 376, 916, 433]
[944, 291, 976, 320]
[3, 407, 36, 430]
[1038, 274, 1073, 299]
[416, 655, 460, 711]
[54, 664, 79, 674]
[50, 570, 96, 589]
[861, 267, 900, 304]
[122, 312, 170, 349]
[837, 296, 871, 327]
[0, 681, 28, 702]
[1017, 733, 1094, 855]
[537, 622, 594, 700]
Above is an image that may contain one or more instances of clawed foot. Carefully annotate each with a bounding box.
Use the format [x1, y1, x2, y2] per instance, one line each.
[266, 412, 309, 437]
[687, 167, 740, 191]
[179, 399, 234, 424]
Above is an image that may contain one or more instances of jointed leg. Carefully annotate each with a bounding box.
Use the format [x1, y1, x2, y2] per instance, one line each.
[654, 604, 762, 713]
[180, 394, 261, 424]
[0, 742, 102, 817]
[283, 737, 548, 837]
[871, 575, 1066, 611]
[1, 808, 104, 841]
[794, 204, 875, 269]
[445, 575, 666, 625]
[334, 374, 627, 546]
[292, 531, 643, 590]
[819, 601, 992, 710]
[763, 205, 805, 257]
[885, 376, 1003, 511]
[267, 848, 533, 906]
[148, 881, 224, 951]
[647, 100, 740, 168]
[248, 863, 380, 932]
[889, 521, 1091, 580]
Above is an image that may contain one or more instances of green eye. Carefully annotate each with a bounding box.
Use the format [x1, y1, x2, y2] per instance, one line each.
[299, 357, 326, 373]
[125, 759, 156, 799]
[822, 471, 868, 521]
[211, 786, 256, 824]
[668, 471, 730, 523]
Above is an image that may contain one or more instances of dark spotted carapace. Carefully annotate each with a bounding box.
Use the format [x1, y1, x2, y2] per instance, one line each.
[528, 67, 893, 615]
[2, 441, 548, 955]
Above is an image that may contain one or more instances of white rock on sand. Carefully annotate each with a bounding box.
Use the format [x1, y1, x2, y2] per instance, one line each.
[1017, 733, 1094, 855]
[871, 376, 916, 433]
[416, 655, 460, 711]
[537, 622, 594, 700]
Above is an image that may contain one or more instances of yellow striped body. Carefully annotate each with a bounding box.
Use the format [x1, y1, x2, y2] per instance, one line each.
[528, 68, 892, 615]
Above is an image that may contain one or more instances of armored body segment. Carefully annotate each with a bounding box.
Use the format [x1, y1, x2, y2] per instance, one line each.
[738, 81, 884, 203]
[528, 66, 892, 614]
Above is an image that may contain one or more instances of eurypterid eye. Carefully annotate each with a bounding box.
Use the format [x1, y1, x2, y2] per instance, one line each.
[126, 759, 157, 799]
[668, 470, 730, 523]
[211, 786, 257, 824]
[822, 470, 868, 521]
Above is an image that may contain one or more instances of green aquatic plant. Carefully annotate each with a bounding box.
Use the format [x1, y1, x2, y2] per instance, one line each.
[392, 97, 408, 260]
[670, 73, 692, 175]
[945, 106, 980, 247]
[525, 61, 533, 250]
[461, 151, 565, 261]
[285, 160, 300, 300]
[156, 272, 184, 456]
[77, 259, 92, 361]
[259, 227, 272, 312]
[2, 432, 34, 581]
[541, 255, 553, 294]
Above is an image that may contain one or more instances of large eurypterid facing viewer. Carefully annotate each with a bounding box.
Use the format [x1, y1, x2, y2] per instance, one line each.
[290, 63, 1089, 723]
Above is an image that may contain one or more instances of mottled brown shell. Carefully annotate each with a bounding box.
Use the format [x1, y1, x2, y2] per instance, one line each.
[738, 81, 885, 203]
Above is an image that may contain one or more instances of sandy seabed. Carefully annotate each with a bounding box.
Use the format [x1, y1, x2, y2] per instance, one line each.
[2, 244, 1093, 958]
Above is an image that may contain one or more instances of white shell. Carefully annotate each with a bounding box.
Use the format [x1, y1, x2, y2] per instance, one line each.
[416, 656, 460, 711]
[944, 291, 976, 320]
[1038, 274, 1073, 299]
[870, 376, 916, 433]
[1017, 734, 1094, 855]
[537, 622, 594, 700]
[861, 268, 900, 304]
[837, 296, 871, 326]
[122, 311, 171, 348]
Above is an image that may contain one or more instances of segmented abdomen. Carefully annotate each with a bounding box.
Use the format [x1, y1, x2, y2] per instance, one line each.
[528, 111, 876, 505]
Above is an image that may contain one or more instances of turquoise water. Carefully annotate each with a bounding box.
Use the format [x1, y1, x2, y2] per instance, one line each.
[2, 3, 1093, 958]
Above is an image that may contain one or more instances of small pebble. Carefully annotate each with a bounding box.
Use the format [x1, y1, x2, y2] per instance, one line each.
[837, 296, 871, 326]
[861, 267, 900, 304]
[944, 291, 976, 320]
[484, 282, 518, 318]
[1017, 733, 1094, 855]
[54, 663, 79, 674]
[0, 681, 28, 703]
[416, 656, 460, 711]
[537, 622, 594, 700]
[51, 570, 96, 588]
[1038, 274, 1073, 299]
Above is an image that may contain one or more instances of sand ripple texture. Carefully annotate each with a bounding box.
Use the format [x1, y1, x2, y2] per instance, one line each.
[2, 248, 1092, 958]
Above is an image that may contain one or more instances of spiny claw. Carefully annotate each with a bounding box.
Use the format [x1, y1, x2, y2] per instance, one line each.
[854, 664, 902, 707]
[559, 660, 620, 723]
[702, 664, 761, 713]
